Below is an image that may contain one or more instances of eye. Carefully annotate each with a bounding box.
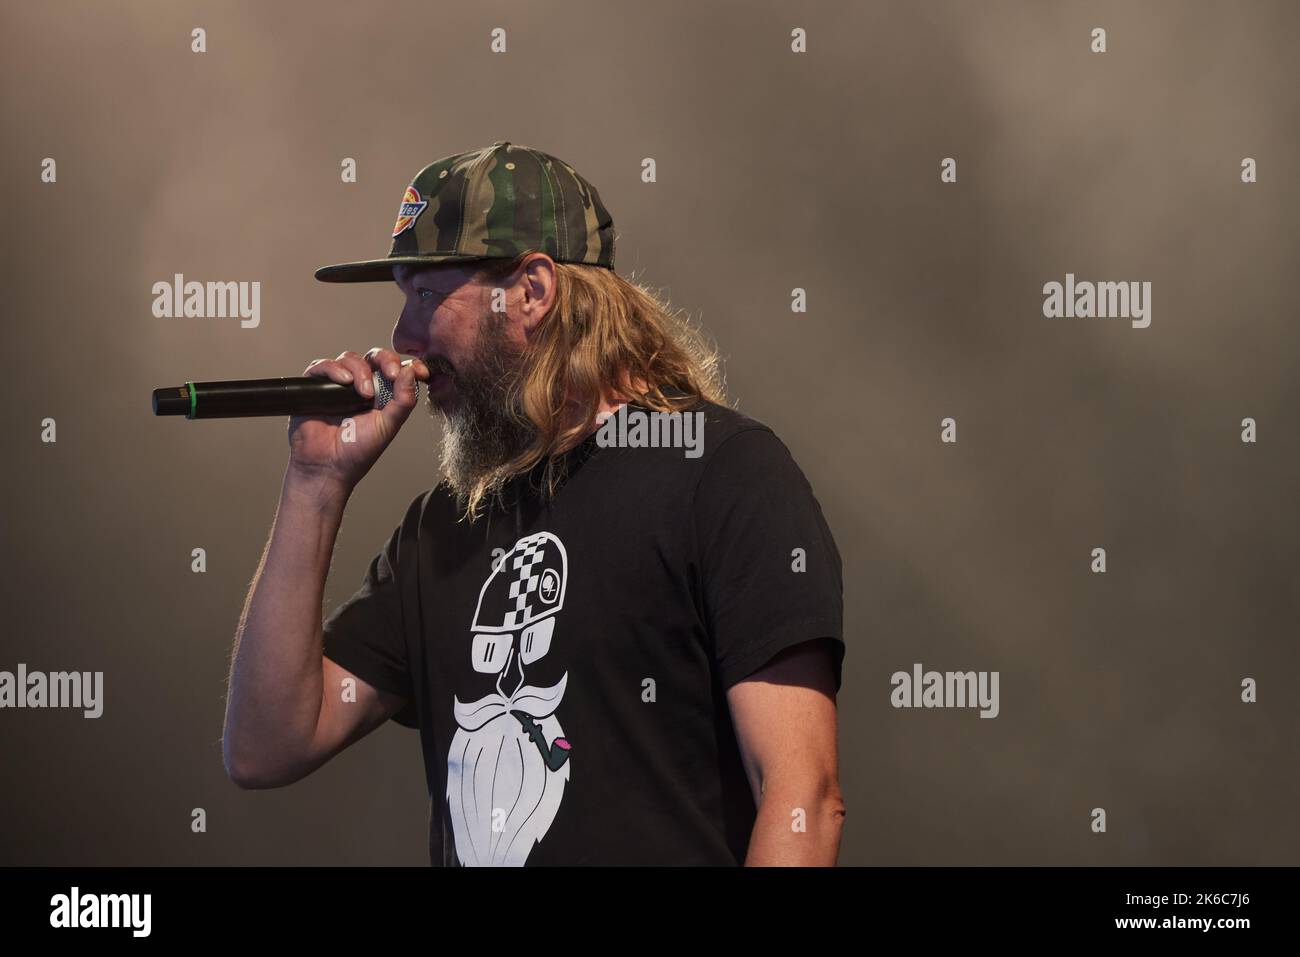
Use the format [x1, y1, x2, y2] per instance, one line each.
[417, 287, 436, 301]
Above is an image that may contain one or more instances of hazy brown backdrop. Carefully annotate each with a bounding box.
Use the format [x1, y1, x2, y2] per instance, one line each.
[2, 0, 1296, 865]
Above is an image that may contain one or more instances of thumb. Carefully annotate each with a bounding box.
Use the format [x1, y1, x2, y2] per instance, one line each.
[378, 361, 422, 433]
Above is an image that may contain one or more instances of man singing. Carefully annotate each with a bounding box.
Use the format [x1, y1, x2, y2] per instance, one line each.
[222, 141, 846, 866]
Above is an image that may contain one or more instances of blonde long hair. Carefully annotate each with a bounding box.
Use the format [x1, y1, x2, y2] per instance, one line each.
[462, 253, 728, 518]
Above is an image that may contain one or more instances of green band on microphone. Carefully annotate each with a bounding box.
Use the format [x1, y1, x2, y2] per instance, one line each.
[186, 382, 197, 419]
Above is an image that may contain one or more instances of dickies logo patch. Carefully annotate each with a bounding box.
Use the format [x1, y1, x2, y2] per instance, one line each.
[392, 185, 428, 237]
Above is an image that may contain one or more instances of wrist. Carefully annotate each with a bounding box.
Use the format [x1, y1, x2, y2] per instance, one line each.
[282, 463, 354, 513]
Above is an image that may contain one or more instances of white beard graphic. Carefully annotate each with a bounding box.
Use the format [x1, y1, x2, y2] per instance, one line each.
[446, 671, 569, 866]
[446, 531, 572, 867]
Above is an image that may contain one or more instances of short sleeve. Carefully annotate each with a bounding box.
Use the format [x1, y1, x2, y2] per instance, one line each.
[322, 497, 422, 729]
[692, 427, 845, 692]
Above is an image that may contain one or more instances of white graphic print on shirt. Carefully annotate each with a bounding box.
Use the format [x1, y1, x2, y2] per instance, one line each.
[445, 531, 573, 866]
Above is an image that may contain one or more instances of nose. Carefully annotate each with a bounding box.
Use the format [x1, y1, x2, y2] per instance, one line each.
[496, 648, 525, 700]
[391, 301, 429, 359]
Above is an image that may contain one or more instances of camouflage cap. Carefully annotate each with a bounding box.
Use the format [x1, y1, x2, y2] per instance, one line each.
[315, 141, 616, 282]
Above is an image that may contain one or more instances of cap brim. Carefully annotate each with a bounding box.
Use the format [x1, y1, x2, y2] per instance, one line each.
[314, 253, 495, 283]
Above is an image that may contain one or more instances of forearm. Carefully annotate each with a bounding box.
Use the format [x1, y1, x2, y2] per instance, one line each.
[223, 465, 351, 784]
[743, 778, 846, 866]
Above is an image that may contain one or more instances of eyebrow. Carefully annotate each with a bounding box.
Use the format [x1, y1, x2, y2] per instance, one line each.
[397, 268, 446, 288]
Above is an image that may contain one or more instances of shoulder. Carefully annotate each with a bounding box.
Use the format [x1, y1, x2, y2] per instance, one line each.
[600, 396, 814, 493]
[642, 397, 790, 471]
[689, 400, 807, 485]
[694, 399, 774, 449]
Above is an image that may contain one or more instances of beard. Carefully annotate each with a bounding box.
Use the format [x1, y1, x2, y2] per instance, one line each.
[426, 312, 536, 512]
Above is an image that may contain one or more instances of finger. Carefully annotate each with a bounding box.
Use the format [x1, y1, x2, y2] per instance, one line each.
[409, 356, 431, 380]
[395, 359, 423, 403]
[364, 346, 406, 384]
[303, 358, 355, 385]
[379, 361, 421, 431]
[334, 350, 373, 397]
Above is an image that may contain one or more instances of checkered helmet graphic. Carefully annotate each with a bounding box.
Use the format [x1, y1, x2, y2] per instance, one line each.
[469, 532, 568, 674]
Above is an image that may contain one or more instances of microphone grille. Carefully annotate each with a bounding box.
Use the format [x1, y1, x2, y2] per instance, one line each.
[373, 368, 420, 410]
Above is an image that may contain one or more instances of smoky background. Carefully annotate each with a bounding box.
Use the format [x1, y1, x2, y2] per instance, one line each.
[1, 0, 1297, 864]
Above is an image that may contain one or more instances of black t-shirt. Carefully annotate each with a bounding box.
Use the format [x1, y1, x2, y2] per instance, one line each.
[321, 397, 844, 866]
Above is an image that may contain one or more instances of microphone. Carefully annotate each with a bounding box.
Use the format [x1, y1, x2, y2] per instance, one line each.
[152, 362, 419, 419]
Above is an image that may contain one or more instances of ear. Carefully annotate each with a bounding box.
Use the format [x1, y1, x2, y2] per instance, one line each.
[517, 254, 557, 338]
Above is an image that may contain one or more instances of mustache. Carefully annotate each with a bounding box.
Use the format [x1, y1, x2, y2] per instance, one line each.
[423, 354, 456, 378]
[452, 673, 569, 731]
[421, 341, 531, 417]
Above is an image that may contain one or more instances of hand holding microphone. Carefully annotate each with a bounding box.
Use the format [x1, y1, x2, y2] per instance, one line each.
[151, 350, 426, 419]
[288, 349, 430, 492]
[154, 348, 431, 493]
